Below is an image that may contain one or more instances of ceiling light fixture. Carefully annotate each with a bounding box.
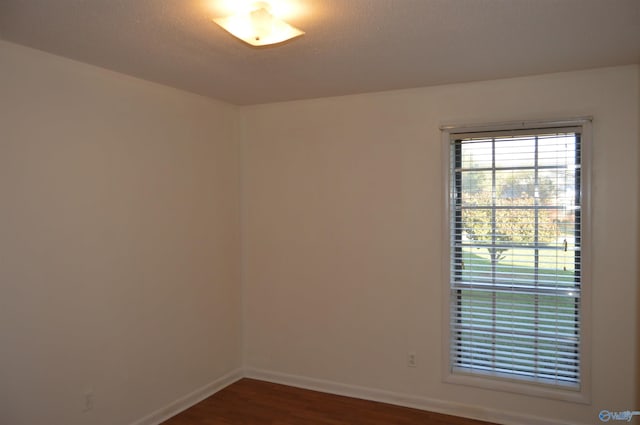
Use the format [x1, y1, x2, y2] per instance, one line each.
[214, 1, 304, 47]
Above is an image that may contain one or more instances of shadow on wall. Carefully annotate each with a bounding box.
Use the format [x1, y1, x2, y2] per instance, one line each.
[637, 247, 640, 408]
[637, 223, 640, 409]
[637, 96, 640, 410]
[637, 83, 640, 410]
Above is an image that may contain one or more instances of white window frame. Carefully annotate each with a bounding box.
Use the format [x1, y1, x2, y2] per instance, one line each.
[440, 118, 592, 403]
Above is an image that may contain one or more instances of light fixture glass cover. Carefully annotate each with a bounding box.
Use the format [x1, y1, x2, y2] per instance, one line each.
[214, 1, 304, 46]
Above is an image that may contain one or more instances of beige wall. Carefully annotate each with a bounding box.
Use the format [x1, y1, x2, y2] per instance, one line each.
[0, 41, 242, 425]
[242, 66, 640, 424]
[1, 38, 638, 425]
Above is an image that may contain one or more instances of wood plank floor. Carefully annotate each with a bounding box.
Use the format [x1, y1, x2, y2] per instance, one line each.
[161, 378, 497, 425]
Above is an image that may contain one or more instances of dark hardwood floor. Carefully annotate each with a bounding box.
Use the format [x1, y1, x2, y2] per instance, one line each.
[161, 378, 496, 425]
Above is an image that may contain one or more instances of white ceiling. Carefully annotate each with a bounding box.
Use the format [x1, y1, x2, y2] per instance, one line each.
[1, 0, 639, 105]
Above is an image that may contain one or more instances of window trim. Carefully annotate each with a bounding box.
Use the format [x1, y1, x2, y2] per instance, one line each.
[440, 118, 592, 403]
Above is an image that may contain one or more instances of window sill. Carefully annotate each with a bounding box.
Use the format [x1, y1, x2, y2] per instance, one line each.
[443, 369, 590, 404]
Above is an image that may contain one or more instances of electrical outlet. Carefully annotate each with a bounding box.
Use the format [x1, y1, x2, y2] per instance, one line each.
[408, 351, 417, 368]
[83, 391, 94, 412]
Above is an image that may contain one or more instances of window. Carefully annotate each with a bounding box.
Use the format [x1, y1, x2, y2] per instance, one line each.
[443, 119, 590, 400]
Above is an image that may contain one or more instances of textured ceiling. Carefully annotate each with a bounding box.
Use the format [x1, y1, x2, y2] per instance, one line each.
[1, 0, 639, 105]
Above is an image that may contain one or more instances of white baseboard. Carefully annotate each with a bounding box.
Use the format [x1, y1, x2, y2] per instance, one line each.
[244, 368, 582, 425]
[130, 368, 243, 425]
[128, 367, 584, 425]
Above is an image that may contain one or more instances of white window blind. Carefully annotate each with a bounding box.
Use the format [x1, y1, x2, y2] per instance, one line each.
[449, 126, 582, 389]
